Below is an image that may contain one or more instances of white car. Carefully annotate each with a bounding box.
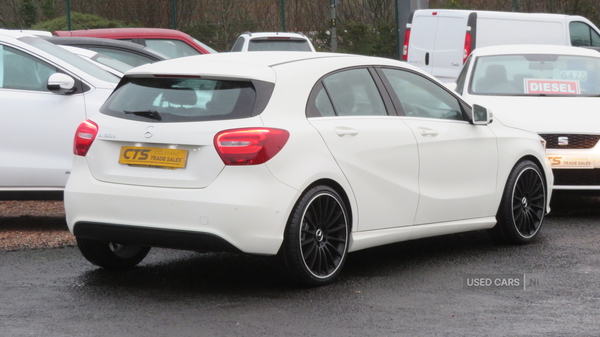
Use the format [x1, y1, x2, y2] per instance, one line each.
[231, 32, 316, 52]
[0, 30, 118, 191]
[65, 52, 552, 286]
[454, 44, 600, 191]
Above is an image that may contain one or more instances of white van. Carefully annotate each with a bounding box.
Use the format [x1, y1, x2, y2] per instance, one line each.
[403, 9, 600, 82]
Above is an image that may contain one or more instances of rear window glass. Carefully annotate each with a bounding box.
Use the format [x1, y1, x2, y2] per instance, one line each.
[100, 77, 257, 122]
[248, 39, 312, 52]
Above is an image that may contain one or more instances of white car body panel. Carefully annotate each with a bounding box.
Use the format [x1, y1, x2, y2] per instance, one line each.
[65, 52, 553, 257]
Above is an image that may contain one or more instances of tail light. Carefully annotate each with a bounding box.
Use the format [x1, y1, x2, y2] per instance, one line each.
[402, 28, 411, 61]
[73, 120, 98, 156]
[463, 32, 472, 64]
[214, 128, 290, 165]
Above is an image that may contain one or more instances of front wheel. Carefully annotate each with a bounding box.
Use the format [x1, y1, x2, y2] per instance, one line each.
[76, 237, 150, 270]
[491, 160, 547, 244]
[282, 185, 350, 286]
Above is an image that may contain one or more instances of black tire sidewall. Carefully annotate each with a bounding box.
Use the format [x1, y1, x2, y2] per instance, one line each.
[495, 160, 546, 244]
[282, 185, 350, 286]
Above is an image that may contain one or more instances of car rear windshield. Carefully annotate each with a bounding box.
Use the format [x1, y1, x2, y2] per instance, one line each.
[248, 39, 313, 52]
[470, 54, 600, 96]
[100, 77, 260, 122]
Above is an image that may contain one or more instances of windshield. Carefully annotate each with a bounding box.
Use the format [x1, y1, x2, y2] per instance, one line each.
[101, 77, 258, 122]
[469, 54, 600, 96]
[20, 36, 118, 84]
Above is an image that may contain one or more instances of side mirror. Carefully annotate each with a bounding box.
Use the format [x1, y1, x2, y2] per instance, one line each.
[471, 104, 493, 125]
[47, 73, 76, 94]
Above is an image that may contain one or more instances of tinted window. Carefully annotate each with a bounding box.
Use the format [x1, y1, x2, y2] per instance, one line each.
[321, 68, 387, 116]
[470, 54, 600, 96]
[101, 77, 258, 122]
[381, 68, 465, 121]
[0, 45, 57, 91]
[231, 36, 245, 52]
[248, 39, 312, 52]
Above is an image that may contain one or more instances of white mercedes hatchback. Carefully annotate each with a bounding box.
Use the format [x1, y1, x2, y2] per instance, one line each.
[65, 52, 553, 286]
[454, 44, 600, 191]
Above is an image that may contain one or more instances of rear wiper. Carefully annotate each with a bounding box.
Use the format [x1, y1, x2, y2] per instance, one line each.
[124, 110, 162, 121]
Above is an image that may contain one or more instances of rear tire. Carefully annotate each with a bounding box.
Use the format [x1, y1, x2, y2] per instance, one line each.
[76, 237, 150, 270]
[491, 160, 546, 244]
[282, 185, 350, 286]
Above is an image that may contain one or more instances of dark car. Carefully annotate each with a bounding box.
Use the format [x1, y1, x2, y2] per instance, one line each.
[42, 36, 167, 67]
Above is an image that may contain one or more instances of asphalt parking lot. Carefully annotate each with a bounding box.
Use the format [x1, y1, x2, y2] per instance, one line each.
[0, 192, 599, 336]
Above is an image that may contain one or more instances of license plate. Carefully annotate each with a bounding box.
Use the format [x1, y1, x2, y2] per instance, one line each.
[119, 146, 188, 169]
[547, 155, 594, 168]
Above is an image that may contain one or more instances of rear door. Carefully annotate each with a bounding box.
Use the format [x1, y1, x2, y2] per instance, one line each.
[408, 10, 469, 81]
[307, 67, 420, 231]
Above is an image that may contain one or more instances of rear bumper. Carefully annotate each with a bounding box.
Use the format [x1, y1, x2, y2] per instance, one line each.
[65, 157, 299, 255]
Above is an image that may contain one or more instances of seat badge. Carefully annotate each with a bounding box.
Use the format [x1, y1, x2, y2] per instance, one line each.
[558, 136, 569, 146]
[144, 126, 154, 139]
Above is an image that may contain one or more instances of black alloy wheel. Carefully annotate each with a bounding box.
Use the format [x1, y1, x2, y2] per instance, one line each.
[492, 160, 546, 244]
[283, 185, 350, 286]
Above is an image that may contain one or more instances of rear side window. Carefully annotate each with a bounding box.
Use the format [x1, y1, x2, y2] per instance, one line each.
[101, 77, 261, 122]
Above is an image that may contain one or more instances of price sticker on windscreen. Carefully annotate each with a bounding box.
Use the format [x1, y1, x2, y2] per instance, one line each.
[524, 79, 580, 95]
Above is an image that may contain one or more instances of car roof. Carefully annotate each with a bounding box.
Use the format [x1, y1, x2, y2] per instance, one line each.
[41, 36, 167, 60]
[54, 27, 193, 39]
[471, 44, 600, 57]
[126, 51, 415, 82]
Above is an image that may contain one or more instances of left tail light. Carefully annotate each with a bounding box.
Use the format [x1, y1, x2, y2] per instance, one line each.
[214, 128, 290, 165]
[463, 31, 472, 64]
[73, 120, 98, 156]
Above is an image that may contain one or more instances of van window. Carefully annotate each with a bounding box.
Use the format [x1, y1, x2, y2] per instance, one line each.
[570, 21, 600, 47]
[470, 54, 600, 96]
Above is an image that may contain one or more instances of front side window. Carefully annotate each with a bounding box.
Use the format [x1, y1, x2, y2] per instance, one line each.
[0, 45, 56, 91]
[101, 77, 259, 122]
[381, 68, 465, 121]
[470, 54, 600, 96]
[455, 55, 472, 95]
[570, 21, 600, 47]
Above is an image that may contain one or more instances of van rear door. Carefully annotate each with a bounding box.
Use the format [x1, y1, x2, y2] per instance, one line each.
[407, 10, 471, 83]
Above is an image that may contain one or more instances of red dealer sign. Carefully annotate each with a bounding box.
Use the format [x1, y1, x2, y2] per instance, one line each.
[524, 79, 580, 95]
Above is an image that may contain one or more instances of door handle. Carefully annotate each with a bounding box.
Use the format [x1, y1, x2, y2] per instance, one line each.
[418, 128, 438, 137]
[335, 127, 359, 137]
[425, 52, 429, 66]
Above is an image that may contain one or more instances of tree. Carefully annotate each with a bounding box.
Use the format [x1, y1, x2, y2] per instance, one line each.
[31, 12, 131, 32]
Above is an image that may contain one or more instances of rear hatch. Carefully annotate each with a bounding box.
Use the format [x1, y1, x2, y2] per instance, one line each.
[84, 75, 273, 188]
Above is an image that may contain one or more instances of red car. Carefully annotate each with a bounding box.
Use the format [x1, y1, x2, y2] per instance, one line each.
[54, 28, 217, 58]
